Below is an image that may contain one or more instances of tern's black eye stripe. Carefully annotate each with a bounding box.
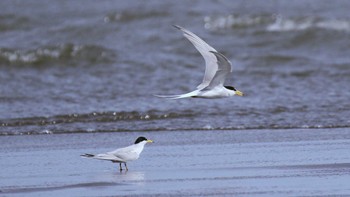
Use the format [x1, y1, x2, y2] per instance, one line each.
[224, 86, 236, 91]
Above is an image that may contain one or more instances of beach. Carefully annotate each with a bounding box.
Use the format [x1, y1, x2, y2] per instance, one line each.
[1, 1, 350, 196]
[1, 128, 349, 196]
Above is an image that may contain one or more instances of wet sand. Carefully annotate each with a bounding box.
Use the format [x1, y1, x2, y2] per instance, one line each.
[1, 128, 350, 196]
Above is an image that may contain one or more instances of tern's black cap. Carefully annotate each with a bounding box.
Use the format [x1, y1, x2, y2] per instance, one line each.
[134, 136, 148, 144]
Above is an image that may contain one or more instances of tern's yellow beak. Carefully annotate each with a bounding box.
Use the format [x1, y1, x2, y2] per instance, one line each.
[235, 90, 243, 96]
[147, 139, 153, 143]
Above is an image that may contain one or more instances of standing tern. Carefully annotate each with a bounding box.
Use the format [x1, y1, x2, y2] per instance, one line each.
[81, 136, 153, 171]
[155, 25, 243, 99]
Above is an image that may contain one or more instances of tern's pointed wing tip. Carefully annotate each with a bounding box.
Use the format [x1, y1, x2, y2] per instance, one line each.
[209, 51, 230, 62]
[209, 51, 222, 57]
[172, 24, 181, 29]
[173, 25, 188, 34]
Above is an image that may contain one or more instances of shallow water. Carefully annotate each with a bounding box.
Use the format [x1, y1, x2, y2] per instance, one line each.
[1, 128, 350, 196]
[0, 0, 349, 135]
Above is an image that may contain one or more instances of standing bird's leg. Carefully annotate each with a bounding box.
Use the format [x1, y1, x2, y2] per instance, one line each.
[124, 163, 128, 171]
[119, 163, 122, 171]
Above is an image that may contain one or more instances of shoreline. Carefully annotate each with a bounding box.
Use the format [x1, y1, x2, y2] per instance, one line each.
[1, 128, 350, 196]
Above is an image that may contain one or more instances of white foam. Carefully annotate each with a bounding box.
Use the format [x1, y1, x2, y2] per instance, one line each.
[204, 15, 267, 30]
[316, 20, 350, 31]
[203, 14, 350, 32]
[267, 16, 313, 32]
[267, 15, 350, 32]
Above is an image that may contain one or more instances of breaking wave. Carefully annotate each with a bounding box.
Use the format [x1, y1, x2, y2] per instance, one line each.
[204, 14, 350, 32]
[0, 44, 115, 67]
[267, 15, 350, 32]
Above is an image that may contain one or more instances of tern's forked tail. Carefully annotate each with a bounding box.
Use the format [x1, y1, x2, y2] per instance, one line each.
[154, 90, 200, 99]
[81, 153, 95, 158]
[153, 94, 185, 99]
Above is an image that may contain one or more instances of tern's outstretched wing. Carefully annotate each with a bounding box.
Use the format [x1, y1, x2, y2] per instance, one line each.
[205, 51, 232, 89]
[173, 25, 218, 89]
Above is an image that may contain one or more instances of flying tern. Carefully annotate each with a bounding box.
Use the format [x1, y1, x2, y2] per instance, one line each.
[155, 25, 243, 99]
